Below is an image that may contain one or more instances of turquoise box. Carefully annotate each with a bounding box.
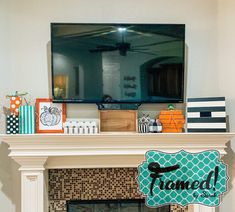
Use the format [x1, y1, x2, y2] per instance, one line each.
[19, 105, 36, 134]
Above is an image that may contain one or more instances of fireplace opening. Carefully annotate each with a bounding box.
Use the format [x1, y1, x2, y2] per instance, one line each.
[67, 199, 170, 212]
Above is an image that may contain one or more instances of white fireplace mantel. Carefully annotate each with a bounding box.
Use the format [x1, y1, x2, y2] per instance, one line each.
[2, 133, 234, 168]
[1, 132, 235, 212]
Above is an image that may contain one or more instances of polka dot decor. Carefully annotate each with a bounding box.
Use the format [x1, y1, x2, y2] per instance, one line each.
[10, 96, 22, 115]
[6, 114, 19, 134]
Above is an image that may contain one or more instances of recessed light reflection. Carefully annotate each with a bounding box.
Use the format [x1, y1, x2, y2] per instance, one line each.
[118, 27, 127, 32]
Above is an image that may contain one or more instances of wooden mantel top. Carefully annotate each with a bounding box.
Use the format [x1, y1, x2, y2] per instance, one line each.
[1, 133, 234, 169]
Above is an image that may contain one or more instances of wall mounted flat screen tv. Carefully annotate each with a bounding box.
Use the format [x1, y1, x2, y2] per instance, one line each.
[51, 23, 185, 103]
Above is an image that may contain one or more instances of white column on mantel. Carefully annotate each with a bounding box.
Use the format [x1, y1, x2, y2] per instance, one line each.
[194, 204, 215, 212]
[12, 156, 48, 212]
[21, 170, 44, 212]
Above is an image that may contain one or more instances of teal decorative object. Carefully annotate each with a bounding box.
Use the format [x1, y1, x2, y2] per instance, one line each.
[167, 104, 175, 110]
[19, 105, 36, 134]
[137, 150, 228, 207]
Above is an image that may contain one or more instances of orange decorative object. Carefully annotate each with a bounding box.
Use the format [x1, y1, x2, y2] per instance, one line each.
[159, 110, 185, 133]
[10, 96, 22, 115]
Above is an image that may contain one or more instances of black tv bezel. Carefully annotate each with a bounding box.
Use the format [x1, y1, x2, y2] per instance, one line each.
[66, 199, 171, 212]
[50, 23, 186, 104]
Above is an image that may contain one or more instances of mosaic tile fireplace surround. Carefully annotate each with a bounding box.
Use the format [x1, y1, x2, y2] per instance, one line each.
[49, 168, 188, 212]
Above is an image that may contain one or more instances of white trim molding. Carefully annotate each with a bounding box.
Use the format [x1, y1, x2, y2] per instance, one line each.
[1, 133, 234, 212]
[12, 156, 48, 171]
[193, 204, 215, 212]
[21, 170, 44, 212]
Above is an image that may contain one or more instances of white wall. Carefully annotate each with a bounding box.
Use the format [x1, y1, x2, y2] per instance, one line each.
[217, 0, 235, 210]
[0, 0, 16, 212]
[0, 0, 233, 211]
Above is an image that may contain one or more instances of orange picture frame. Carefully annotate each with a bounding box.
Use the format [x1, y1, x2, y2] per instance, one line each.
[36, 98, 66, 133]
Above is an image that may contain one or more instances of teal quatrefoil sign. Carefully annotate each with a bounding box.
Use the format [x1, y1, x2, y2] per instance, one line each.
[137, 150, 228, 207]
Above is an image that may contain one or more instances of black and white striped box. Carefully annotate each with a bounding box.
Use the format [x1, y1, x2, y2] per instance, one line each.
[187, 97, 227, 132]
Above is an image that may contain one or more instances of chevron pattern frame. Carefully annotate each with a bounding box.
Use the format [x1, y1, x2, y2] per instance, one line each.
[187, 97, 227, 132]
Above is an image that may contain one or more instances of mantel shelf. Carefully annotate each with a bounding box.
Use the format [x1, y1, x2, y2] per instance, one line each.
[1, 133, 235, 169]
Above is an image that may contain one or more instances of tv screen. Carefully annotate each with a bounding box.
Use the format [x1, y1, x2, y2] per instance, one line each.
[51, 23, 185, 103]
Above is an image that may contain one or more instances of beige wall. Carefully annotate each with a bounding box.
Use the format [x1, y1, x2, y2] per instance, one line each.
[0, 0, 15, 212]
[0, 0, 234, 211]
[217, 0, 235, 210]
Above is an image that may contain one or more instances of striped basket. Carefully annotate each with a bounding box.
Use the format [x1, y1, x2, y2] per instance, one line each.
[19, 105, 36, 134]
[187, 97, 227, 132]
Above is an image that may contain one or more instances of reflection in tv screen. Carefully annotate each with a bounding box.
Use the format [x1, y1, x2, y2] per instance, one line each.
[67, 200, 170, 212]
[51, 23, 185, 103]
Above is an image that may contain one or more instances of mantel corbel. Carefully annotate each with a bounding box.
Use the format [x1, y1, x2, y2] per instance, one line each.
[11, 156, 48, 171]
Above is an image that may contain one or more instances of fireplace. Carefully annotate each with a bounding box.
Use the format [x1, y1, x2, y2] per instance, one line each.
[48, 168, 187, 212]
[67, 199, 170, 212]
[4, 133, 230, 212]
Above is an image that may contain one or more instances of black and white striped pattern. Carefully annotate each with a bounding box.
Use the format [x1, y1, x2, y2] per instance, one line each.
[187, 97, 227, 132]
[138, 124, 149, 133]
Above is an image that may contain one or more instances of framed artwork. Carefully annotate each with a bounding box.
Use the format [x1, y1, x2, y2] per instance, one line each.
[36, 98, 66, 133]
